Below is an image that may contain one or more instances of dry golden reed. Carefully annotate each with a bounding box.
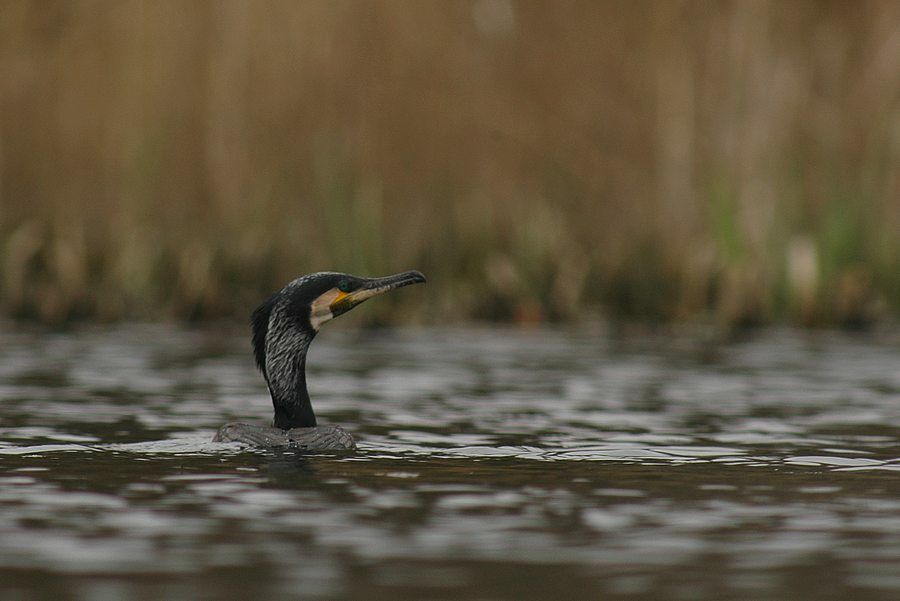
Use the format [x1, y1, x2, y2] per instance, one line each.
[1, 1, 898, 325]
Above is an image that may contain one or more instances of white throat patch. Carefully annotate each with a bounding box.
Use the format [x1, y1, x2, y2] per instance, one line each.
[309, 288, 341, 330]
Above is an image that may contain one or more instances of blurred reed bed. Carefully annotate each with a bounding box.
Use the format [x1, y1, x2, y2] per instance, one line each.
[1, 1, 898, 326]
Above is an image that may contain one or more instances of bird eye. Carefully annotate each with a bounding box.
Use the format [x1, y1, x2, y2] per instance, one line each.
[338, 280, 352, 293]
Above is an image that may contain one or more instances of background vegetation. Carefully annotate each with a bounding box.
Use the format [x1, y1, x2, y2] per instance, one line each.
[1, 1, 898, 326]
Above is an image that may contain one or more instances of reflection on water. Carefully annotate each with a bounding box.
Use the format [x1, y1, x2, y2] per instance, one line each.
[0, 325, 898, 600]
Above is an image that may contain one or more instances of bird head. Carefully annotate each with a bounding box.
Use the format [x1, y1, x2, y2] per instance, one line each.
[251, 270, 427, 378]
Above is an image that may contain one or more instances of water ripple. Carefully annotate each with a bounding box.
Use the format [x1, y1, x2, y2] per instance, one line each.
[0, 325, 899, 600]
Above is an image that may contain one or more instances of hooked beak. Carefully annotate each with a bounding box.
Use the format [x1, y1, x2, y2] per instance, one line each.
[330, 270, 426, 317]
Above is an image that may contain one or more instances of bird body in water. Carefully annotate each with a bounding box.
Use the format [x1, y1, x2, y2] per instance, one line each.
[214, 270, 426, 449]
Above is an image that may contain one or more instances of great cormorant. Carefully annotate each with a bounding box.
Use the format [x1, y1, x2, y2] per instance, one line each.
[213, 270, 426, 449]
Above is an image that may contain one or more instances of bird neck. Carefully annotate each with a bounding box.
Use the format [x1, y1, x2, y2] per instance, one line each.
[270, 356, 317, 430]
[265, 328, 318, 430]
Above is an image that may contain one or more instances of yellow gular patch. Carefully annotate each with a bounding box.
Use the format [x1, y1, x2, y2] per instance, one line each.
[309, 288, 343, 330]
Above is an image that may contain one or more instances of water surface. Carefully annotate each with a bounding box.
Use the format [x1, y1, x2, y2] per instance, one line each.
[1, 324, 899, 600]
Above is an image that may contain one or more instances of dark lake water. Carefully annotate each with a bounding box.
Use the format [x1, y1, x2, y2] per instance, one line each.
[1, 324, 898, 600]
